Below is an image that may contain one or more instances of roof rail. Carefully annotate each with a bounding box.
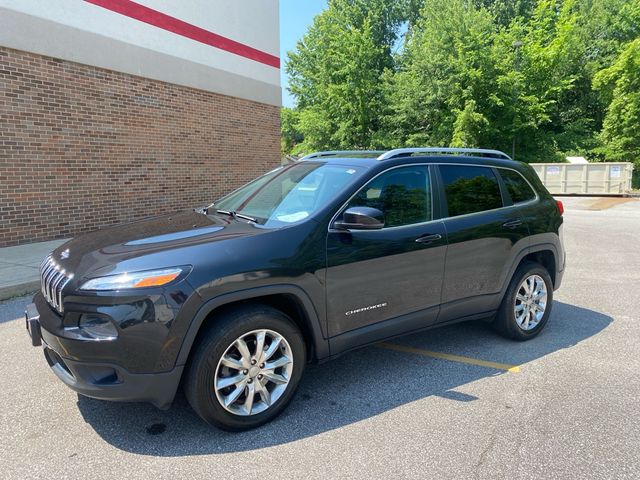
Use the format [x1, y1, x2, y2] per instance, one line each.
[300, 150, 385, 161]
[299, 148, 512, 162]
[377, 147, 512, 161]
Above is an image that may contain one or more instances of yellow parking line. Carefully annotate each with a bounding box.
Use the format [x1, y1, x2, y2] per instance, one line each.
[377, 342, 521, 373]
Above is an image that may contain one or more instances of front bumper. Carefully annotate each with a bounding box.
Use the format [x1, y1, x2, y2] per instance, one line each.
[42, 345, 183, 409]
[25, 298, 183, 409]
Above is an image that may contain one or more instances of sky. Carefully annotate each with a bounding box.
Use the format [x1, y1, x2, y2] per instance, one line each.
[279, 0, 327, 108]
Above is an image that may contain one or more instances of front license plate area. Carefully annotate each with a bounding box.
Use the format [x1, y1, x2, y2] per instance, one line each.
[25, 304, 42, 347]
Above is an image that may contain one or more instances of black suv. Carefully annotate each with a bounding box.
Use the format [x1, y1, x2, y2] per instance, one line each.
[26, 147, 565, 430]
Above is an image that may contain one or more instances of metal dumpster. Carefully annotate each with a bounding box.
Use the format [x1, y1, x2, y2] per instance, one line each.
[531, 162, 634, 195]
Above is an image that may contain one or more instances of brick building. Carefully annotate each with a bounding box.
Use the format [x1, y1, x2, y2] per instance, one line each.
[0, 0, 281, 247]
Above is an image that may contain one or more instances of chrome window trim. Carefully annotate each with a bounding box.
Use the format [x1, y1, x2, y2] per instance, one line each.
[328, 162, 539, 231]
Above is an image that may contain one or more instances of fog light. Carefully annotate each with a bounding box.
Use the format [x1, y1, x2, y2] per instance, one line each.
[79, 314, 118, 340]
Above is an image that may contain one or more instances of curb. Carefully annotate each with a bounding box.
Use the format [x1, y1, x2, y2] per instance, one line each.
[0, 281, 39, 302]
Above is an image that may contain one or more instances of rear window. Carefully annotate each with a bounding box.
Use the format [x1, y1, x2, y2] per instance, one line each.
[499, 169, 536, 204]
[439, 165, 503, 217]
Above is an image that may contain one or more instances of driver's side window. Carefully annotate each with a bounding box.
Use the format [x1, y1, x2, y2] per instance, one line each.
[345, 165, 431, 228]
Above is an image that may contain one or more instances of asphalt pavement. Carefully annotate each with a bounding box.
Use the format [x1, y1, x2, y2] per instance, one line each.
[1, 196, 638, 479]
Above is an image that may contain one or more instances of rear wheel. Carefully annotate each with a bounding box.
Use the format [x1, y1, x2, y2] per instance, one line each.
[184, 304, 306, 430]
[493, 261, 553, 340]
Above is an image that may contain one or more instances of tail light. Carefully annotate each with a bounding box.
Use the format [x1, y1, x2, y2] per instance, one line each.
[556, 200, 564, 215]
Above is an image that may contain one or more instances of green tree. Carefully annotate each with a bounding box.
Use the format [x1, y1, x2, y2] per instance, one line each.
[475, 0, 537, 27]
[383, 0, 500, 148]
[286, 0, 407, 152]
[283, 0, 640, 164]
[593, 38, 640, 163]
[451, 100, 489, 147]
[280, 107, 304, 155]
[512, 0, 585, 161]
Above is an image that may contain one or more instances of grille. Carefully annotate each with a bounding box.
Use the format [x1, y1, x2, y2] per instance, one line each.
[40, 254, 73, 314]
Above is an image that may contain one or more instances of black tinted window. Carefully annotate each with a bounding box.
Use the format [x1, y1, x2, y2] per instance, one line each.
[346, 166, 430, 227]
[440, 165, 503, 217]
[499, 169, 536, 203]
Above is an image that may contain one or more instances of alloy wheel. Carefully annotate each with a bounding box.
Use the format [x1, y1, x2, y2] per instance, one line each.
[514, 274, 548, 331]
[214, 329, 294, 416]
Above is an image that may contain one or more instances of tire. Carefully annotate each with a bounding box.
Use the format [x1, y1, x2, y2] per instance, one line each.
[184, 304, 306, 431]
[493, 261, 554, 340]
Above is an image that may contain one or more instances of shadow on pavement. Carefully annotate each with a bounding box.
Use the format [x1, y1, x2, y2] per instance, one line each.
[0, 296, 31, 325]
[77, 301, 610, 455]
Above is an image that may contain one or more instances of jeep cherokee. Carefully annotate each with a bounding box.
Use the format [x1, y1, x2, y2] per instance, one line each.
[25, 147, 565, 431]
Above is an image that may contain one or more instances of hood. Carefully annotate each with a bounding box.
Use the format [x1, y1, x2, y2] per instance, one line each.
[50, 210, 267, 281]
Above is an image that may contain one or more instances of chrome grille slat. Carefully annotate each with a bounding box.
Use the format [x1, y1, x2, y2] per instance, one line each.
[44, 264, 58, 303]
[47, 267, 58, 302]
[41, 261, 55, 301]
[40, 254, 72, 314]
[42, 259, 54, 303]
[57, 277, 72, 310]
[40, 259, 48, 299]
[44, 265, 53, 303]
[51, 271, 65, 305]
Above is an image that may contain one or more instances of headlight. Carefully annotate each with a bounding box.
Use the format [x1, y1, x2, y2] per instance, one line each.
[79, 267, 185, 291]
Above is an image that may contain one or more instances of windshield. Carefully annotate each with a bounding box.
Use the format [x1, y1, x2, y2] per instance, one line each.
[214, 162, 366, 227]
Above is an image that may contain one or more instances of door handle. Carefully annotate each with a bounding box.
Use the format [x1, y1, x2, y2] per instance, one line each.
[502, 219, 523, 229]
[415, 233, 443, 244]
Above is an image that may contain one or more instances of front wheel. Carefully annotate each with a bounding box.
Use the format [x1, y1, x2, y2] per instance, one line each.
[184, 305, 306, 430]
[493, 261, 554, 340]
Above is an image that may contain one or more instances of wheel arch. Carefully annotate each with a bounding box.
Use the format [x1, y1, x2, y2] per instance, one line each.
[503, 243, 560, 295]
[523, 248, 557, 287]
[175, 285, 329, 367]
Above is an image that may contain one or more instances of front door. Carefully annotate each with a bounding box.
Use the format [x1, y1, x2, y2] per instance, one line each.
[326, 165, 447, 337]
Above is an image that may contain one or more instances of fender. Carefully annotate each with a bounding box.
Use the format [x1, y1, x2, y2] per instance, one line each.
[529, 242, 560, 262]
[499, 241, 561, 298]
[174, 284, 330, 366]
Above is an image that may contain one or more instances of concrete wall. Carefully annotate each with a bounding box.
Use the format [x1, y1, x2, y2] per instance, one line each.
[0, 0, 281, 105]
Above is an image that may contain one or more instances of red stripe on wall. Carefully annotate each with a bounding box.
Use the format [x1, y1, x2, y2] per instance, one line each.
[84, 0, 280, 69]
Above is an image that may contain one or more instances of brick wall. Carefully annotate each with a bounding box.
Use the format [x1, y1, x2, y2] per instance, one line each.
[0, 47, 281, 247]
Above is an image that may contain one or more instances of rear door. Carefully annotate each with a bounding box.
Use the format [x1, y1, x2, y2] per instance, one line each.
[437, 164, 530, 322]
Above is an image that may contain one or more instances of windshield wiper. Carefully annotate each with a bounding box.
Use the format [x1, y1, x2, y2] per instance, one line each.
[216, 209, 257, 223]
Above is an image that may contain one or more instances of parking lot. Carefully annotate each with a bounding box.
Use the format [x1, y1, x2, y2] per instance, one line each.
[1, 196, 638, 479]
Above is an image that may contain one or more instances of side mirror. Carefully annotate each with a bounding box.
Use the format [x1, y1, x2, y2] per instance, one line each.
[335, 207, 384, 230]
